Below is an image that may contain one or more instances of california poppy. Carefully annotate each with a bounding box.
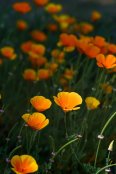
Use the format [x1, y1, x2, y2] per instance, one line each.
[79, 22, 94, 34]
[12, 2, 31, 14]
[11, 155, 38, 174]
[30, 30, 47, 42]
[51, 49, 65, 63]
[108, 43, 116, 54]
[23, 69, 37, 81]
[45, 3, 62, 14]
[37, 69, 52, 80]
[58, 33, 78, 52]
[22, 112, 49, 130]
[54, 15, 75, 30]
[30, 96, 52, 112]
[93, 36, 106, 48]
[34, 0, 48, 6]
[53, 92, 82, 112]
[21, 41, 33, 53]
[1, 46, 16, 60]
[91, 10, 102, 22]
[85, 97, 100, 110]
[29, 56, 47, 67]
[17, 20, 28, 30]
[85, 44, 100, 58]
[29, 43, 46, 56]
[96, 54, 116, 69]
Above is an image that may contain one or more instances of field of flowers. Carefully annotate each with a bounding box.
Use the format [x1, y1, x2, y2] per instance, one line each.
[0, 0, 116, 174]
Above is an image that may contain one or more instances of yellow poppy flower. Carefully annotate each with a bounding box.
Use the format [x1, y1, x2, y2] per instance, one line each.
[85, 97, 100, 110]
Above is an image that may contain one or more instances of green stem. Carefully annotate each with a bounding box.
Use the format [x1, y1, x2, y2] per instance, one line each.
[28, 131, 39, 153]
[96, 163, 116, 174]
[94, 141, 101, 167]
[8, 145, 22, 159]
[94, 112, 116, 167]
[101, 112, 116, 135]
[64, 112, 68, 138]
[4, 145, 22, 174]
[106, 151, 111, 166]
[6, 122, 18, 142]
[54, 137, 78, 158]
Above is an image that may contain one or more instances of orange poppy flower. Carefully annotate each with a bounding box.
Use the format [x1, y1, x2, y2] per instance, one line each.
[76, 37, 91, 53]
[30, 30, 47, 42]
[96, 54, 116, 69]
[91, 10, 102, 22]
[58, 33, 78, 51]
[47, 24, 58, 31]
[54, 15, 75, 30]
[29, 56, 47, 67]
[16, 20, 28, 30]
[63, 69, 75, 80]
[85, 44, 100, 58]
[23, 69, 37, 81]
[54, 14, 75, 23]
[29, 44, 46, 56]
[22, 112, 49, 130]
[1, 46, 17, 60]
[108, 43, 116, 54]
[51, 49, 65, 63]
[11, 155, 38, 174]
[79, 22, 94, 34]
[12, 2, 31, 14]
[21, 41, 33, 53]
[100, 44, 108, 54]
[30, 96, 52, 112]
[37, 69, 52, 80]
[45, 3, 62, 14]
[93, 36, 106, 48]
[53, 92, 82, 112]
[45, 62, 58, 73]
[34, 0, 48, 6]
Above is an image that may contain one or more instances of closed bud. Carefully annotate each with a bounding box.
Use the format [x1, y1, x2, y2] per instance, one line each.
[108, 140, 114, 151]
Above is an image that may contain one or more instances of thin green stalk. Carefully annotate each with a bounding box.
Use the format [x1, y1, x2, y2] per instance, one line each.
[96, 163, 116, 174]
[5, 122, 18, 145]
[64, 112, 68, 138]
[101, 112, 116, 135]
[8, 145, 22, 159]
[95, 69, 106, 98]
[18, 123, 25, 137]
[94, 112, 116, 167]
[26, 126, 29, 152]
[47, 137, 78, 173]
[54, 137, 78, 158]
[106, 151, 111, 166]
[4, 145, 22, 174]
[28, 131, 40, 153]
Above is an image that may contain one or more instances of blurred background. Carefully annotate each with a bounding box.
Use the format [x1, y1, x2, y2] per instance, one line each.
[1, 0, 116, 20]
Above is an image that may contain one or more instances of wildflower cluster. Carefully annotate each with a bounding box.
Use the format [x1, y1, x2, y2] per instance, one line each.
[0, 1, 115, 174]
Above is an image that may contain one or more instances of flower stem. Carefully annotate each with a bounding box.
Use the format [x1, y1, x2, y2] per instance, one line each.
[64, 112, 68, 138]
[54, 137, 78, 158]
[96, 163, 116, 174]
[94, 112, 116, 167]
[4, 145, 22, 174]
